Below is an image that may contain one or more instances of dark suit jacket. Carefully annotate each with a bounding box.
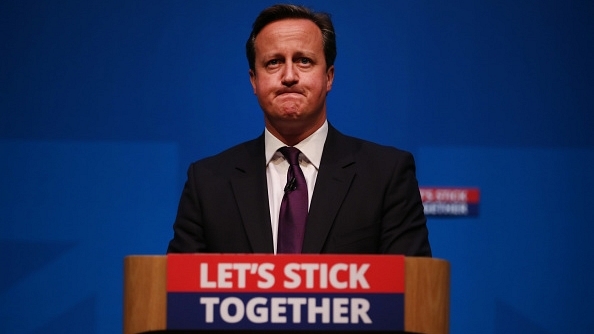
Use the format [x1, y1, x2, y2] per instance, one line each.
[167, 124, 431, 256]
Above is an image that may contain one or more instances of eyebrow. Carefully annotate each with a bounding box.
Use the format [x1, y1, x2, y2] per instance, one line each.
[260, 50, 318, 60]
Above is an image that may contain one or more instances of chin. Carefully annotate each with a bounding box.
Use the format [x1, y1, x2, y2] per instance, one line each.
[274, 106, 302, 117]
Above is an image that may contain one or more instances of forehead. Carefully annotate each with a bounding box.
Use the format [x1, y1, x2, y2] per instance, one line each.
[254, 18, 323, 54]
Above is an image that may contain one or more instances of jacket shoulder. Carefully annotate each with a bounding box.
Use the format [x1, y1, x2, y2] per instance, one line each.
[191, 135, 263, 166]
[329, 127, 414, 163]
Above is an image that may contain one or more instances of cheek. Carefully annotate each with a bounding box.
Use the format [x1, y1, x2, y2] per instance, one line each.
[305, 72, 329, 93]
[254, 78, 274, 95]
[308, 79, 328, 97]
[254, 82, 276, 107]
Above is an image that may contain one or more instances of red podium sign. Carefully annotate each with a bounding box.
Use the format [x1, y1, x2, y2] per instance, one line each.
[166, 254, 405, 331]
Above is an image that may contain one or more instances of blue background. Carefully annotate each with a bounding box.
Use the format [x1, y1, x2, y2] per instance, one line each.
[1, 0, 593, 333]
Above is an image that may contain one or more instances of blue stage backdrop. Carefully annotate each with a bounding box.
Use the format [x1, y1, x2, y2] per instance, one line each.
[1, 0, 593, 333]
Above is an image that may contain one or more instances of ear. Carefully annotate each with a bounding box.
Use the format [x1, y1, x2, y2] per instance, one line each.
[249, 69, 257, 94]
[326, 65, 335, 93]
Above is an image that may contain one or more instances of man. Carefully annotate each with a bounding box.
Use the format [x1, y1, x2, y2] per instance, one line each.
[167, 4, 431, 256]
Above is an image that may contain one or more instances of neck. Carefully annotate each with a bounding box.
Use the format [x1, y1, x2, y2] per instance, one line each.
[266, 118, 326, 146]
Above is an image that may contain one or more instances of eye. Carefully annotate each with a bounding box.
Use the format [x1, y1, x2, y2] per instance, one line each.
[266, 59, 281, 67]
[298, 57, 312, 65]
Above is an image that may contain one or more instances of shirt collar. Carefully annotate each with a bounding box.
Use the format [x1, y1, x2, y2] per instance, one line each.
[265, 120, 328, 169]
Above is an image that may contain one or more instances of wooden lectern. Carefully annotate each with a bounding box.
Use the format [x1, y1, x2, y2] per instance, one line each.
[123, 256, 449, 334]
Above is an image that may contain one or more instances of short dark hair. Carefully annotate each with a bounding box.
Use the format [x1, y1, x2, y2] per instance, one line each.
[246, 4, 336, 71]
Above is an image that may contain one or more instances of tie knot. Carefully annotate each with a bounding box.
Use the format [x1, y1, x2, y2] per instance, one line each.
[279, 146, 301, 166]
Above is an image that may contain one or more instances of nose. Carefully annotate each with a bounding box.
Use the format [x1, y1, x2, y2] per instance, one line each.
[281, 62, 298, 87]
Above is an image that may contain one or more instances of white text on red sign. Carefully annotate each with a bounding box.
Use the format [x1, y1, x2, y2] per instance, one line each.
[199, 262, 370, 290]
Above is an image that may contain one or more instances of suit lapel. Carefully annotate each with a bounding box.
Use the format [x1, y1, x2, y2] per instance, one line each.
[302, 125, 357, 253]
[230, 135, 274, 253]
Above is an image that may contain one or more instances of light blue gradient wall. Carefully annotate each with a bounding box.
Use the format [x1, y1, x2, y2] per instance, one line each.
[1, 0, 593, 333]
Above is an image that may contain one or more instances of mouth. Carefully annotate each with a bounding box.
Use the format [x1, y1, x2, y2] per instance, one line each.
[279, 92, 301, 97]
[277, 89, 303, 96]
[275, 93, 303, 103]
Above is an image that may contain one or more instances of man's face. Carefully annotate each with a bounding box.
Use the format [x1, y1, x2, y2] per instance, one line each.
[249, 19, 334, 140]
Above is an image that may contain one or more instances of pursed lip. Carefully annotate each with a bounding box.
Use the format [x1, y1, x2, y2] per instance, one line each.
[276, 88, 304, 96]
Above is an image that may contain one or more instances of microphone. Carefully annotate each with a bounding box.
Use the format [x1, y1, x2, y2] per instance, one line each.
[284, 177, 297, 192]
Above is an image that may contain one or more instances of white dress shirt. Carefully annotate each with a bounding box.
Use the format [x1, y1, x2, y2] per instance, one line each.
[264, 121, 328, 253]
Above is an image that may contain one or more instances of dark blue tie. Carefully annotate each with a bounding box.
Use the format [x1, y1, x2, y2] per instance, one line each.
[277, 146, 308, 253]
